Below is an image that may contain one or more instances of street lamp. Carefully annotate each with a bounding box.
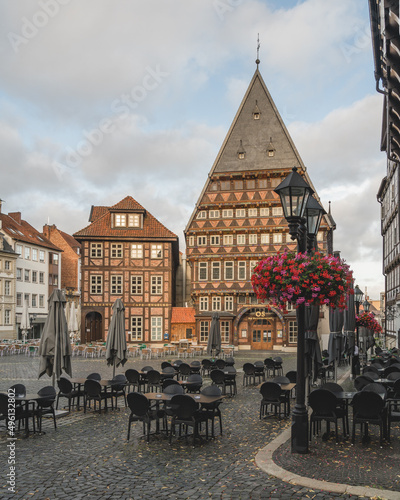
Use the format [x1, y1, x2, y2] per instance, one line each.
[275, 166, 321, 455]
[305, 196, 326, 253]
[363, 299, 370, 313]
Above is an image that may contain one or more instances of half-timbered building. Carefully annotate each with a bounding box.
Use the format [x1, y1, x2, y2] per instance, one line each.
[74, 196, 179, 344]
[185, 67, 335, 351]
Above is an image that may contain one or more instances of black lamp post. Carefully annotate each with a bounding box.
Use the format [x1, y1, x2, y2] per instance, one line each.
[305, 196, 326, 254]
[363, 299, 370, 313]
[275, 166, 323, 454]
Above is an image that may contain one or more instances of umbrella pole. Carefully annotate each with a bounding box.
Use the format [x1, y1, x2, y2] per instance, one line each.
[113, 359, 116, 379]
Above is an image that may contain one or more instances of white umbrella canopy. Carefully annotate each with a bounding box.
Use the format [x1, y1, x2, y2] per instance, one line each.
[20, 298, 31, 342]
[67, 301, 79, 337]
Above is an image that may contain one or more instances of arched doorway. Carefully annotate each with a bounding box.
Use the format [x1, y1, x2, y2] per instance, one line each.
[251, 317, 274, 350]
[84, 312, 103, 343]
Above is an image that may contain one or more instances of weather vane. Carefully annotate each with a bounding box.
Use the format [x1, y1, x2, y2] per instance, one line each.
[256, 33, 260, 68]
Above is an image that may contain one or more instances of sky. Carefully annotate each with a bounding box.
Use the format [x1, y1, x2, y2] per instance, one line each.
[0, 0, 385, 299]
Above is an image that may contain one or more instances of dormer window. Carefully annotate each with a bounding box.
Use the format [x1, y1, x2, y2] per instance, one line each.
[237, 140, 246, 160]
[253, 100, 261, 120]
[114, 213, 141, 228]
[267, 137, 276, 157]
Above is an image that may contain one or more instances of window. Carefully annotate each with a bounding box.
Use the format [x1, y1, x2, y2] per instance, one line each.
[188, 236, 194, 247]
[24, 294, 29, 305]
[272, 206, 283, 216]
[200, 321, 209, 342]
[212, 296, 221, 311]
[90, 243, 102, 258]
[151, 276, 163, 294]
[32, 249, 38, 261]
[223, 234, 233, 245]
[16, 244, 22, 255]
[260, 207, 269, 216]
[248, 234, 258, 245]
[111, 275, 123, 295]
[289, 321, 298, 344]
[220, 181, 230, 190]
[250, 261, 258, 272]
[210, 235, 220, 246]
[248, 208, 257, 217]
[197, 236, 207, 246]
[24, 247, 30, 260]
[250, 295, 258, 304]
[225, 296, 233, 311]
[234, 180, 243, 190]
[24, 269, 30, 282]
[236, 209, 245, 218]
[270, 178, 281, 187]
[90, 275, 102, 294]
[261, 234, 269, 244]
[131, 244, 143, 259]
[151, 317, 163, 341]
[111, 244, 123, 258]
[131, 317, 143, 341]
[199, 296, 209, 311]
[17, 293, 22, 307]
[199, 262, 208, 281]
[211, 262, 220, 280]
[4, 310, 10, 325]
[273, 233, 282, 244]
[238, 295, 246, 304]
[247, 179, 255, 189]
[238, 261, 246, 280]
[16, 268, 22, 281]
[209, 210, 220, 219]
[317, 231, 324, 242]
[39, 272, 44, 284]
[32, 294, 37, 307]
[224, 261, 234, 280]
[222, 209, 233, 218]
[151, 244, 162, 259]
[115, 214, 127, 227]
[49, 275, 53, 285]
[39, 250, 45, 262]
[237, 234, 246, 245]
[197, 211, 207, 219]
[39, 295, 44, 307]
[131, 275, 143, 294]
[258, 179, 268, 189]
[4, 281, 11, 295]
[4, 260, 10, 270]
[128, 214, 140, 227]
[53, 253, 59, 264]
[221, 321, 230, 343]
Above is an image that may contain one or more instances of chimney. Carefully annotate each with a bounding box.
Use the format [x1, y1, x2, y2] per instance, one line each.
[8, 212, 22, 225]
[0, 199, 3, 214]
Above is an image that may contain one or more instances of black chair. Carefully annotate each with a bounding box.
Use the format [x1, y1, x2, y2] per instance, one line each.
[56, 377, 83, 411]
[259, 382, 287, 419]
[163, 384, 185, 395]
[243, 363, 256, 386]
[189, 361, 201, 374]
[185, 374, 203, 394]
[126, 392, 167, 442]
[308, 389, 347, 443]
[162, 367, 176, 380]
[10, 384, 26, 397]
[162, 378, 180, 390]
[363, 365, 379, 376]
[224, 366, 237, 396]
[387, 391, 400, 442]
[254, 361, 265, 383]
[178, 363, 191, 381]
[215, 359, 226, 370]
[361, 382, 387, 399]
[168, 394, 208, 445]
[273, 357, 283, 376]
[0, 392, 33, 434]
[36, 386, 57, 433]
[84, 379, 111, 413]
[272, 376, 291, 416]
[354, 375, 375, 391]
[201, 359, 212, 377]
[351, 391, 387, 446]
[264, 358, 276, 378]
[383, 366, 400, 378]
[225, 357, 235, 367]
[210, 369, 229, 395]
[125, 369, 143, 392]
[146, 370, 162, 393]
[86, 373, 101, 380]
[285, 370, 297, 398]
[111, 374, 127, 409]
[200, 385, 223, 438]
[387, 371, 400, 382]
[161, 361, 172, 370]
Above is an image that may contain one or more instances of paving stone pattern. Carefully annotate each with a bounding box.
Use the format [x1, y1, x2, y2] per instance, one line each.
[0, 352, 381, 499]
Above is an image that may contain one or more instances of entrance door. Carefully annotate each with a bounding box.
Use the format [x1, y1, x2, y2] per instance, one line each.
[84, 312, 103, 343]
[251, 319, 274, 350]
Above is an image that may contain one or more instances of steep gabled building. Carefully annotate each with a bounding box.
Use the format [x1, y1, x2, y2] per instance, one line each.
[185, 67, 335, 350]
[74, 196, 179, 343]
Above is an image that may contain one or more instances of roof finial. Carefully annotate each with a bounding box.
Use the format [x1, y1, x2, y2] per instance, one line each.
[256, 33, 260, 68]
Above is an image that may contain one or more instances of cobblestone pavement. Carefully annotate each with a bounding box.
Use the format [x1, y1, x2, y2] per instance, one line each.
[0, 352, 393, 499]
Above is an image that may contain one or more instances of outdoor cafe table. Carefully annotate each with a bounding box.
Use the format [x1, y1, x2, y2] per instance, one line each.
[14, 392, 53, 437]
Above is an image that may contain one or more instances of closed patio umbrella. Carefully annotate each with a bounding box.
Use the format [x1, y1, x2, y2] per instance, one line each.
[343, 288, 356, 352]
[207, 312, 221, 357]
[105, 299, 127, 378]
[67, 301, 79, 341]
[327, 306, 344, 381]
[20, 298, 31, 343]
[38, 289, 72, 384]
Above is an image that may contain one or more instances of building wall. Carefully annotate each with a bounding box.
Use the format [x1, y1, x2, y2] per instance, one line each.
[0, 249, 18, 339]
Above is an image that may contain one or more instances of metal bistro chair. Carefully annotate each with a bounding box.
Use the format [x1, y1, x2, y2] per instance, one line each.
[243, 363, 256, 386]
[259, 382, 287, 420]
[35, 386, 57, 433]
[168, 394, 208, 446]
[308, 389, 347, 443]
[56, 377, 83, 411]
[126, 392, 167, 443]
[351, 391, 387, 447]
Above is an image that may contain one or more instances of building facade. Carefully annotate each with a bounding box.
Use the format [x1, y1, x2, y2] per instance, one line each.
[0, 236, 18, 339]
[370, 0, 400, 347]
[0, 207, 62, 339]
[73, 196, 179, 344]
[185, 68, 334, 350]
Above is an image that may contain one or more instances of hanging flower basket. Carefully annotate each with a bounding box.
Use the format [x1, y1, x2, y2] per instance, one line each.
[251, 251, 353, 312]
[356, 312, 382, 334]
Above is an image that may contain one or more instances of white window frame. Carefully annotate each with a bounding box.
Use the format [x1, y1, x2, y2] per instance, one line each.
[210, 235, 220, 246]
[211, 262, 220, 280]
[238, 261, 246, 280]
[250, 261, 259, 272]
[237, 234, 246, 245]
[261, 234, 269, 244]
[199, 262, 208, 281]
[4, 310, 10, 325]
[131, 275, 143, 295]
[39, 250, 45, 263]
[197, 236, 207, 246]
[236, 209, 246, 218]
[273, 233, 282, 244]
[272, 206, 283, 216]
[260, 207, 269, 216]
[248, 208, 257, 217]
[197, 211, 207, 219]
[115, 214, 127, 227]
[24, 269, 30, 282]
[151, 316, 163, 341]
[4, 281, 11, 296]
[199, 296, 209, 311]
[209, 210, 220, 219]
[90, 243, 103, 258]
[111, 243, 123, 258]
[90, 275, 103, 294]
[223, 234, 233, 245]
[111, 275, 123, 295]
[131, 316, 143, 341]
[188, 236, 194, 247]
[225, 296, 233, 311]
[32, 249, 38, 261]
[248, 234, 258, 245]
[289, 321, 298, 343]
[151, 275, 163, 295]
[222, 209, 233, 218]
[224, 261, 234, 280]
[212, 296, 221, 311]
[200, 321, 209, 342]
[131, 244, 143, 259]
[128, 214, 140, 227]
[221, 321, 230, 343]
[151, 244, 163, 259]
[24, 247, 30, 260]
[32, 294, 37, 307]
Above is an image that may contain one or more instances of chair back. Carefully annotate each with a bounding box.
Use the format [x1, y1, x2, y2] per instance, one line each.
[264, 358, 275, 369]
[215, 359, 226, 370]
[321, 382, 343, 393]
[273, 375, 290, 385]
[163, 384, 184, 395]
[173, 360, 183, 367]
[387, 371, 400, 381]
[384, 366, 400, 378]
[163, 379, 180, 390]
[125, 369, 140, 384]
[225, 357, 235, 366]
[201, 385, 222, 397]
[308, 389, 337, 414]
[363, 365, 379, 375]
[37, 386, 56, 408]
[259, 382, 282, 401]
[161, 361, 172, 369]
[243, 363, 255, 375]
[84, 379, 102, 397]
[162, 367, 176, 378]
[393, 378, 400, 398]
[170, 394, 198, 419]
[225, 366, 236, 374]
[147, 370, 161, 384]
[58, 377, 73, 394]
[10, 384, 26, 397]
[210, 369, 225, 385]
[285, 371, 297, 383]
[352, 391, 385, 417]
[127, 392, 150, 416]
[178, 363, 191, 376]
[141, 366, 154, 373]
[86, 373, 101, 380]
[361, 383, 387, 399]
[111, 375, 127, 390]
[190, 360, 201, 367]
[201, 359, 212, 369]
[187, 374, 202, 384]
[354, 375, 375, 391]
[0, 393, 9, 417]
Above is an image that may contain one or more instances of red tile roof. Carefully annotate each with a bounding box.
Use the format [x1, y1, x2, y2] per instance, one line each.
[74, 196, 178, 240]
[0, 213, 62, 251]
[171, 307, 196, 324]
